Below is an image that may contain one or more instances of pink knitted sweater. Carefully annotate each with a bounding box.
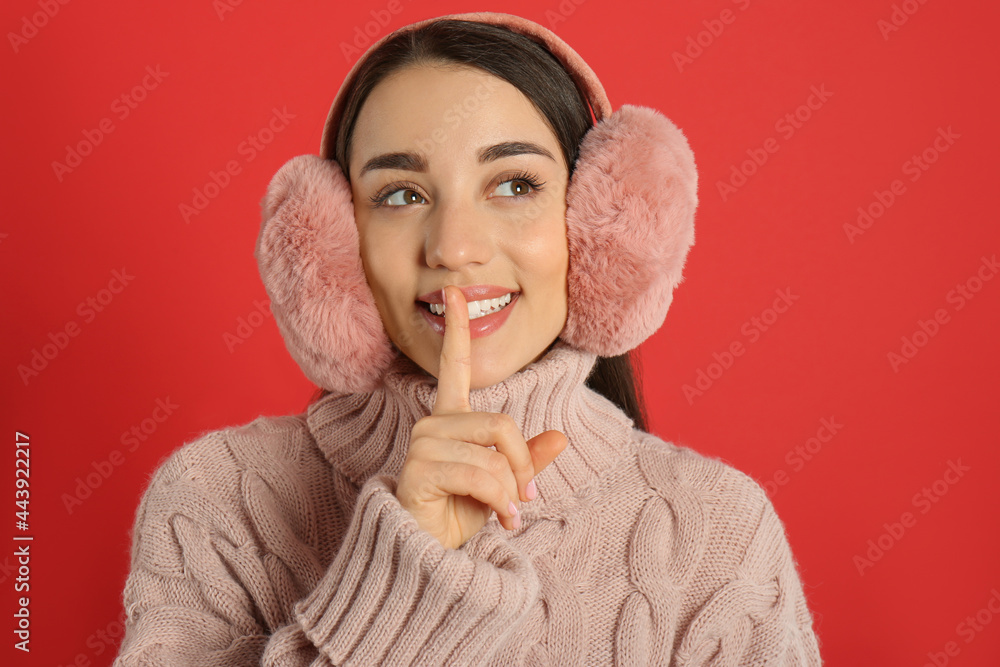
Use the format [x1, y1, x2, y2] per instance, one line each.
[114, 340, 822, 665]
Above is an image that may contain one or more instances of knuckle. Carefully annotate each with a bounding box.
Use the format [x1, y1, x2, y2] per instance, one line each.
[408, 436, 433, 460]
[498, 413, 519, 438]
[472, 424, 490, 445]
[413, 415, 436, 437]
[440, 460, 459, 478]
[454, 441, 474, 462]
[491, 479, 509, 508]
[428, 465, 449, 490]
[484, 450, 511, 478]
[465, 465, 487, 489]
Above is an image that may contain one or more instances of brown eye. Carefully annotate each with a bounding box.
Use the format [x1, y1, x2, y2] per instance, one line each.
[495, 178, 533, 197]
[493, 171, 545, 199]
[378, 187, 426, 207]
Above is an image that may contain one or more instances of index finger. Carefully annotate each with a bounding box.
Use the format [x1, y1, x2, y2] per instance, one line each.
[432, 285, 472, 415]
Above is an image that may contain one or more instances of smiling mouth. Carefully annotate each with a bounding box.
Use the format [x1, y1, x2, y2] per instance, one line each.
[420, 292, 516, 320]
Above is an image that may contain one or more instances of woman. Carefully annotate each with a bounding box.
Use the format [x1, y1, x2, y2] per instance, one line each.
[114, 12, 822, 665]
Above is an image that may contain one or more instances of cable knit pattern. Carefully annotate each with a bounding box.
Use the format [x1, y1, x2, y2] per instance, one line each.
[114, 340, 822, 665]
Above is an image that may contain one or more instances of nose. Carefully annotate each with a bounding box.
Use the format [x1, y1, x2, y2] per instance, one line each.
[423, 197, 494, 271]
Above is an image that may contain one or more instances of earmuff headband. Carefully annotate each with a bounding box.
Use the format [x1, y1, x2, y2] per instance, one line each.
[319, 11, 614, 161]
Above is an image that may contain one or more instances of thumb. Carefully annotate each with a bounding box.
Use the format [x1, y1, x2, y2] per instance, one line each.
[526, 430, 569, 477]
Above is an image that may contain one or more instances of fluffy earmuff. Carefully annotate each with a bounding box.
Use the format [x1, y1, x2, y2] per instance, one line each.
[561, 104, 697, 357]
[254, 12, 697, 395]
[255, 155, 397, 394]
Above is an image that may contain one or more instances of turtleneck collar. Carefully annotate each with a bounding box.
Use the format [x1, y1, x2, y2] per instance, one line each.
[305, 339, 637, 504]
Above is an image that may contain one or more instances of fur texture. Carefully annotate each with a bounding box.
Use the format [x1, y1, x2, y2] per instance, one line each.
[255, 155, 396, 393]
[561, 104, 697, 356]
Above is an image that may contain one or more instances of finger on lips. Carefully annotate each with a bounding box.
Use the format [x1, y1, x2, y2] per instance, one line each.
[432, 285, 472, 417]
[429, 285, 525, 523]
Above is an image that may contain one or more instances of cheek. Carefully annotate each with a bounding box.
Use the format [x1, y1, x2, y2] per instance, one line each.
[355, 222, 420, 315]
[518, 206, 569, 286]
[355, 222, 394, 302]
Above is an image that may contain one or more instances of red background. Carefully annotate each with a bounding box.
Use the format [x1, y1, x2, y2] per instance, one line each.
[3, 0, 999, 665]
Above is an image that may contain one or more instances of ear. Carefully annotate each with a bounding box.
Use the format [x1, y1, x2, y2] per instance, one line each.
[255, 155, 397, 394]
[561, 105, 698, 355]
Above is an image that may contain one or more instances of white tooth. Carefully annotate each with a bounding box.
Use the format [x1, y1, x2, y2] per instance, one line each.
[432, 292, 514, 318]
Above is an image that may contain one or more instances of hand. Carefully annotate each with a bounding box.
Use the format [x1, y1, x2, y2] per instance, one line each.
[395, 285, 569, 549]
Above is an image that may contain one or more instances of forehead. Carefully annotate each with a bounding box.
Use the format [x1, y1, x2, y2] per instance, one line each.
[349, 64, 561, 170]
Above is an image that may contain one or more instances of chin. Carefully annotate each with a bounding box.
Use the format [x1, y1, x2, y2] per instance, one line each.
[468, 359, 520, 390]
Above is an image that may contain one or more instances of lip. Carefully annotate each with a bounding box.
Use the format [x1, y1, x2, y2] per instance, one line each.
[418, 291, 520, 339]
[416, 284, 519, 305]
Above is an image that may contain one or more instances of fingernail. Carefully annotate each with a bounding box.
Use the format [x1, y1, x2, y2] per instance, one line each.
[508, 500, 520, 530]
[526, 478, 537, 500]
[441, 287, 447, 306]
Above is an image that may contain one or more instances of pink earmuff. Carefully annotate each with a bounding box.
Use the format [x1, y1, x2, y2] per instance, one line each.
[255, 12, 697, 394]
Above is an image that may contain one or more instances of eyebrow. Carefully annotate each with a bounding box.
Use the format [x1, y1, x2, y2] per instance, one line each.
[357, 140, 557, 178]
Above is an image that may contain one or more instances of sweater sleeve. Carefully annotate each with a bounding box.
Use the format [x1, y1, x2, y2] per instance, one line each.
[674, 478, 823, 665]
[113, 430, 541, 667]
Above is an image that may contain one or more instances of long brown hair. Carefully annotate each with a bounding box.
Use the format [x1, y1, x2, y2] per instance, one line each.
[311, 18, 649, 433]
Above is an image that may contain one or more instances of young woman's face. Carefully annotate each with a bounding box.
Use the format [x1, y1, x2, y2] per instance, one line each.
[348, 64, 570, 389]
